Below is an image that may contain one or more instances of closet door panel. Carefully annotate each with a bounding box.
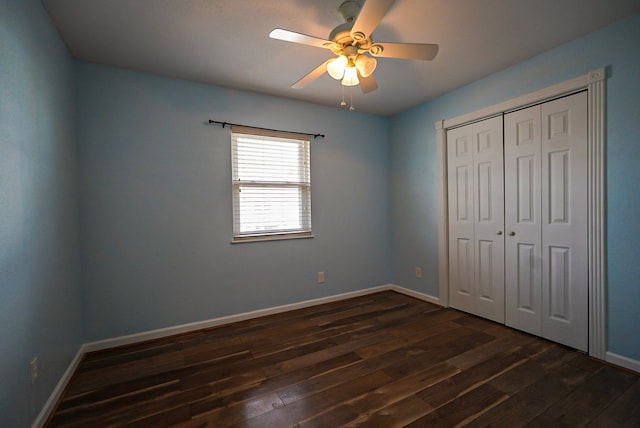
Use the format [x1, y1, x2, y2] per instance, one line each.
[472, 117, 505, 323]
[541, 92, 588, 351]
[447, 124, 475, 314]
[516, 243, 537, 311]
[505, 106, 542, 335]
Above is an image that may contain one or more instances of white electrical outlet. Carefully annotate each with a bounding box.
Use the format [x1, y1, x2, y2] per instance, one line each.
[317, 272, 325, 284]
[415, 267, 422, 279]
[30, 357, 38, 385]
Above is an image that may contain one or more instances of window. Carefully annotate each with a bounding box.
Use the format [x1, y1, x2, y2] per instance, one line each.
[231, 126, 312, 242]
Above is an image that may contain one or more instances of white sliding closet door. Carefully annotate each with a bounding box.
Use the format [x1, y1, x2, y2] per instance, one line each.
[448, 116, 505, 323]
[504, 91, 588, 351]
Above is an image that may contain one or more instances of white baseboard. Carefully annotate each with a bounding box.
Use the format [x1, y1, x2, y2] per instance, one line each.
[31, 345, 86, 428]
[388, 284, 442, 306]
[83, 284, 392, 353]
[606, 351, 640, 374]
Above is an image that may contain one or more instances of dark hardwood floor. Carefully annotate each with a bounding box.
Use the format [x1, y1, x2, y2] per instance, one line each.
[47, 291, 640, 427]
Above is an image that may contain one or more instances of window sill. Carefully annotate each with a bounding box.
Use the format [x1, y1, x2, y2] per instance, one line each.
[231, 232, 314, 244]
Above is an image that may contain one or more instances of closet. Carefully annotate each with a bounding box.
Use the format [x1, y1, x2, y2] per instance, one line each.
[447, 91, 588, 351]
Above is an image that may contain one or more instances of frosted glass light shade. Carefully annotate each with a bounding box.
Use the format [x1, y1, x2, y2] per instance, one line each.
[355, 54, 377, 77]
[341, 65, 359, 86]
[327, 55, 347, 80]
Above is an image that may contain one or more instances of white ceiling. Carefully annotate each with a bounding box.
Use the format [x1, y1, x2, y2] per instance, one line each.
[42, 0, 640, 116]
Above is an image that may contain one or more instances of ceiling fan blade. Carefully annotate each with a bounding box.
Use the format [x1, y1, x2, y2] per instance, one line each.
[358, 72, 378, 94]
[269, 28, 335, 49]
[291, 59, 332, 89]
[351, 0, 396, 41]
[371, 42, 439, 60]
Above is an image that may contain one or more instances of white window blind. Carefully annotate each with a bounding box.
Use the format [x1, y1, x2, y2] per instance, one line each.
[231, 127, 312, 242]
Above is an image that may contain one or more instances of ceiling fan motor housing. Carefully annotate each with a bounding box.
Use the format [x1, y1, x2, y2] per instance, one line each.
[329, 22, 354, 45]
[330, 1, 362, 44]
[330, 0, 375, 51]
[338, 1, 361, 22]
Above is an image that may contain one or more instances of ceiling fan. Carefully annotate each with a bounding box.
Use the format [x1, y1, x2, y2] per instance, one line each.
[269, 0, 438, 97]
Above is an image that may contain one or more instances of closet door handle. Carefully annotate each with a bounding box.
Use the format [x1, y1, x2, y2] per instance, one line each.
[496, 231, 503, 235]
[508, 231, 516, 236]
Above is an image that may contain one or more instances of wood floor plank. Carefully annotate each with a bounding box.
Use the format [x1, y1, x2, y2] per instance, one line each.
[390, 309, 466, 340]
[66, 351, 187, 395]
[587, 378, 640, 427]
[465, 362, 592, 427]
[381, 327, 496, 380]
[261, 330, 396, 378]
[444, 329, 541, 370]
[190, 391, 286, 426]
[274, 350, 408, 406]
[227, 370, 395, 428]
[355, 320, 461, 360]
[296, 362, 459, 427]
[50, 380, 182, 425]
[488, 343, 576, 395]
[194, 352, 363, 403]
[347, 395, 433, 427]
[418, 346, 531, 409]
[406, 383, 509, 427]
[45, 291, 640, 428]
[530, 365, 639, 427]
[78, 340, 184, 373]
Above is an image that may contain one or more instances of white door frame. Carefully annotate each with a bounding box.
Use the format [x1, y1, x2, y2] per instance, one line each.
[435, 67, 606, 358]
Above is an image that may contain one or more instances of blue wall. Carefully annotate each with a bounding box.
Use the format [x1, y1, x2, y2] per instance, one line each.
[76, 62, 393, 341]
[2, 2, 639, 424]
[0, 0, 83, 426]
[390, 13, 640, 361]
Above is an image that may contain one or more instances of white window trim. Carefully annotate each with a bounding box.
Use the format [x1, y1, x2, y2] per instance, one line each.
[230, 125, 313, 243]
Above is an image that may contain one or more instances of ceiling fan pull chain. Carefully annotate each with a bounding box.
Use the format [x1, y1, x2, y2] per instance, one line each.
[349, 85, 355, 111]
[341, 84, 347, 107]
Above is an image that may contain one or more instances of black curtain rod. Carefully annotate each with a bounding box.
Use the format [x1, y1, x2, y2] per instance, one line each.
[208, 120, 325, 139]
